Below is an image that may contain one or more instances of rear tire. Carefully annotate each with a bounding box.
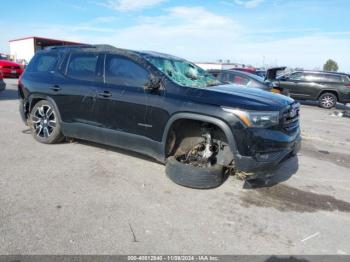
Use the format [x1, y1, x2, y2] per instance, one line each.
[29, 100, 64, 144]
[319, 93, 337, 109]
[165, 156, 225, 189]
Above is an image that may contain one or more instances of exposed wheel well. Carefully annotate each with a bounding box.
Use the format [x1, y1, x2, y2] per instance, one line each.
[29, 98, 45, 112]
[22, 98, 45, 121]
[164, 119, 234, 166]
[318, 90, 339, 101]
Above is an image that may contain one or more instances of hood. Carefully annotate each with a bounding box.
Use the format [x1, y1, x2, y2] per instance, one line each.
[0, 60, 22, 67]
[265, 67, 286, 81]
[196, 84, 294, 111]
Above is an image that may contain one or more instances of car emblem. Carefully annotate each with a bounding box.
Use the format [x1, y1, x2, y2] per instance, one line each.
[289, 108, 297, 118]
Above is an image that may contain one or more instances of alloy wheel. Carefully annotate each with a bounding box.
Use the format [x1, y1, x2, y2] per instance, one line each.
[321, 95, 335, 108]
[31, 105, 56, 138]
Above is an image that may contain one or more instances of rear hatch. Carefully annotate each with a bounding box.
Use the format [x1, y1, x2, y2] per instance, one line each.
[265, 67, 287, 81]
[264, 67, 289, 96]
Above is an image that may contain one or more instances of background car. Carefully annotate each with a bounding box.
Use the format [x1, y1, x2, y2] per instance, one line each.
[0, 59, 24, 78]
[232, 67, 267, 78]
[232, 67, 256, 74]
[277, 70, 350, 108]
[207, 69, 289, 96]
[0, 72, 6, 91]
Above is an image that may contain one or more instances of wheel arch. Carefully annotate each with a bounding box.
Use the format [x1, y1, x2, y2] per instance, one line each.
[161, 113, 238, 158]
[28, 95, 63, 123]
[317, 89, 339, 101]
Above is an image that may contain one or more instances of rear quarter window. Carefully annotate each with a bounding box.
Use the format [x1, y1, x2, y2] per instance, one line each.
[342, 75, 350, 83]
[26, 53, 59, 73]
[319, 74, 343, 82]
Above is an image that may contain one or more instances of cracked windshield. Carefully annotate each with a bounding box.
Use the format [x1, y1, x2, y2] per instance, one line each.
[144, 56, 221, 88]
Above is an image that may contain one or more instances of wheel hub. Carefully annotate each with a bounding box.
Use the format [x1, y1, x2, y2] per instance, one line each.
[322, 96, 334, 107]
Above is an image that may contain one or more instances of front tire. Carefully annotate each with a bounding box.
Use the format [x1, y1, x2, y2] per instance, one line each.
[29, 100, 64, 144]
[165, 156, 225, 189]
[319, 93, 337, 109]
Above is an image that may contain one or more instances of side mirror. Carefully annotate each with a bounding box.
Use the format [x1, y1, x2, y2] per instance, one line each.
[145, 75, 163, 92]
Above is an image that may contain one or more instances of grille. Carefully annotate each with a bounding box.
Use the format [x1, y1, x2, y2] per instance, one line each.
[282, 103, 300, 132]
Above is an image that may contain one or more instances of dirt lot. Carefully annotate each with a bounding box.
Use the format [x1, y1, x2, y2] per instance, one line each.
[1, 78, 350, 254]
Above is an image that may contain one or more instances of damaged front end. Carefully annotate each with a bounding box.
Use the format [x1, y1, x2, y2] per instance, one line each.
[229, 103, 301, 180]
[172, 123, 234, 170]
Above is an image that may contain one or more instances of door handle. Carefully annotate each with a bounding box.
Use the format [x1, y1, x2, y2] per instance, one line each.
[97, 91, 112, 98]
[50, 85, 61, 91]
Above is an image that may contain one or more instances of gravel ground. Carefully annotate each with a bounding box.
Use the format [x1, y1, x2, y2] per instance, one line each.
[0, 78, 350, 255]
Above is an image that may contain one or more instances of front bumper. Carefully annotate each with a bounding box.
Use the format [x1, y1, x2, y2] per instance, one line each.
[233, 130, 301, 174]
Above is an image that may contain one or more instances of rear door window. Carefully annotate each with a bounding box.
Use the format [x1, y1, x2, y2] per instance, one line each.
[303, 73, 324, 82]
[105, 55, 149, 87]
[299, 73, 343, 83]
[66, 53, 99, 81]
[26, 53, 59, 73]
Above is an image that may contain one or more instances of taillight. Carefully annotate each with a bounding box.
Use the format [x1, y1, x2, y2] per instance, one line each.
[345, 84, 350, 88]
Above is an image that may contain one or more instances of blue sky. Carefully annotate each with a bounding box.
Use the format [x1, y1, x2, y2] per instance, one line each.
[1, 0, 350, 71]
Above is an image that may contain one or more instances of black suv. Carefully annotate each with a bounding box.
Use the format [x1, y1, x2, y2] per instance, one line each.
[277, 70, 350, 108]
[19, 45, 301, 188]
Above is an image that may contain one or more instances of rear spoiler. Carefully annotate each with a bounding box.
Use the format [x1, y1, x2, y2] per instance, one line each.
[265, 67, 286, 81]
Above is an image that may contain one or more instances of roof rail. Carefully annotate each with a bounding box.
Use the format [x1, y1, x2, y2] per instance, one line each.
[298, 69, 349, 76]
[44, 44, 120, 52]
[44, 44, 92, 50]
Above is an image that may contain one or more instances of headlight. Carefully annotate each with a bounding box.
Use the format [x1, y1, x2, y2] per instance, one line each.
[222, 107, 280, 128]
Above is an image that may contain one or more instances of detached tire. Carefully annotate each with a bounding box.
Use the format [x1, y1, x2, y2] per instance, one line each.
[165, 156, 225, 189]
